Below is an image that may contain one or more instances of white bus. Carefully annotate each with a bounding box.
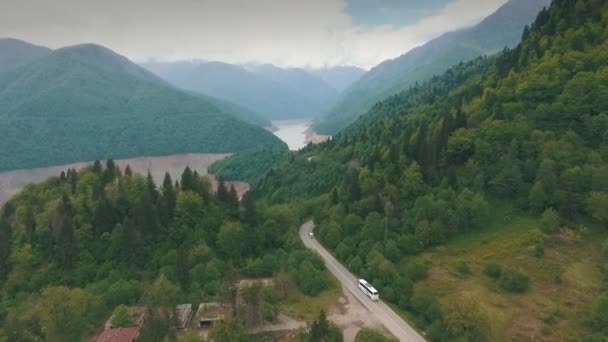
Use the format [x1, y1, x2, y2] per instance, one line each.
[358, 279, 379, 301]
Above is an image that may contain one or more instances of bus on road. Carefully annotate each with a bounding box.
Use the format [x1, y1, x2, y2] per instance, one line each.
[358, 279, 379, 301]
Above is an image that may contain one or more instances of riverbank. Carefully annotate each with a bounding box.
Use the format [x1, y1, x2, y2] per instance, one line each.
[0, 153, 252, 204]
[271, 119, 330, 150]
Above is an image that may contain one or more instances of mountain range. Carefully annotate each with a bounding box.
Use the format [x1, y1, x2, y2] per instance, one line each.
[314, 0, 553, 134]
[0, 40, 286, 171]
[141, 61, 363, 120]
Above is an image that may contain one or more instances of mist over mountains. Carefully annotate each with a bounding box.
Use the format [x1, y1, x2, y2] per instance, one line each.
[141, 60, 364, 120]
[315, 0, 553, 134]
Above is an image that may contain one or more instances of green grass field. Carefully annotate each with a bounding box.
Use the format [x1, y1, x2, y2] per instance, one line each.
[411, 205, 607, 340]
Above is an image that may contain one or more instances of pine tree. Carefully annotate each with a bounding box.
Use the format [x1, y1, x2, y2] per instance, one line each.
[217, 180, 229, 203]
[146, 171, 159, 202]
[160, 173, 176, 224]
[176, 247, 190, 289]
[240, 191, 257, 225]
[92, 160, 103, 174]
[228, 186, 239, 212]
[58, 196, 77, 270]
[181, 167, 194, 192]
[103, 159, 118, 183]
[24, 205, 36, 243]
[124, 165, 133, 177]
[0, 218, 12, 280]
[93, 197, 117, 236]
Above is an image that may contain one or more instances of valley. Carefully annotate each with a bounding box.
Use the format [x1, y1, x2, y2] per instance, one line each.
[1, 1, 608, 341]
[270, 120, 330, 151]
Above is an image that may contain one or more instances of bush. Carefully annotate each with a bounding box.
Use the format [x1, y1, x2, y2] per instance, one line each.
[405, 260, 429, 282]
[498, 269, 530, 293]
[454, 261, 470, 276]
[601, 239, 608, 257]
[355, 329, 397, 342]
[540, 208, 560, 234]
[532, 242, 545, 258]
[111, 305, 134, 328]
[483, 262, 502, 279]
[590, 294, 608, 334]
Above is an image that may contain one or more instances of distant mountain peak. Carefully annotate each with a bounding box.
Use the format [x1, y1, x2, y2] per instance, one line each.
[0, 38, 52, 72]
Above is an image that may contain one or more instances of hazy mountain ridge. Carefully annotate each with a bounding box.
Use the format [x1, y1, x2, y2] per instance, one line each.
[315, 0, 552, 134]
[0, 43, 286, 171]
[306, 66, 366, 93]
[0, 38, 51, 73]
[243, 63, 339, 114]
[142, 61, 362, 120]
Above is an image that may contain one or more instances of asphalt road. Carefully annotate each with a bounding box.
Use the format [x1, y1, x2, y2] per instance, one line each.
[299, 220, 426, 342]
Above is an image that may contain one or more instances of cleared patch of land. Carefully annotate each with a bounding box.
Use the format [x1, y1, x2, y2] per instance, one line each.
[412, 205, 607, 341]
[0, 153, 247, 204]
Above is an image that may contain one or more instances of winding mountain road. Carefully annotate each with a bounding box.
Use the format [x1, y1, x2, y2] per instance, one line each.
[299, 220, 426, 342]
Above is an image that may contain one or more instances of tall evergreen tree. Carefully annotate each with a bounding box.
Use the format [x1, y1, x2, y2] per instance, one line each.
[181, 167, 194, 192]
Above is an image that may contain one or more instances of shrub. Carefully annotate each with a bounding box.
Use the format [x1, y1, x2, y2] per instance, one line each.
[532, 242, 545, 258]
[540, 208, 560, 234]
[111, 305, 134, 328]
[590, 294, 608, 334]
[405, 260, 429, 282]
[483, 262, 502, 279]
[454, 261, 470, 276]
[498, 269, 530, 293]
[601, 239, 608, 257]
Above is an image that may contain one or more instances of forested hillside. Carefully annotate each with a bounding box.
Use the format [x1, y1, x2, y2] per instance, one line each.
[0, 38, 51, 73]
[0, 44, 286, 171]
[255, 0, 608, 339]
[0, 162, 330, 341]
[315, 0, 551, 134]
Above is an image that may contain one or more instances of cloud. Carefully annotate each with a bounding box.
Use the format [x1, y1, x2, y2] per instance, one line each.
[0, 0, 507, 69]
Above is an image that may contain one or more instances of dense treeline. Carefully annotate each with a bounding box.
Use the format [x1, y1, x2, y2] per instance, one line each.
[0, 160, 329, 341]
[256, 0, 608, 340]
[209, 149, 288, 185]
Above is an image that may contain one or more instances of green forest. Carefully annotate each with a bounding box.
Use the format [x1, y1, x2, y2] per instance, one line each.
[3, 0, 608, 341]
[0, 44, 286, 171]
[248, 0, 608, 340]
[0, 161, 331, 341]
[313, 0, 551, 135]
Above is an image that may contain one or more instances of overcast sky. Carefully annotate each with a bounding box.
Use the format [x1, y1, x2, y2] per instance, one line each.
[0, 0, 507, 69]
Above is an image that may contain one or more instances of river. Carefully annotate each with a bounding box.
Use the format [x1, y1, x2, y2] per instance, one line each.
[271, 120, 312, 150]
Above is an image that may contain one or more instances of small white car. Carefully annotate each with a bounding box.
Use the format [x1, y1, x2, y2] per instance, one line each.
[309, 232, 315, 239]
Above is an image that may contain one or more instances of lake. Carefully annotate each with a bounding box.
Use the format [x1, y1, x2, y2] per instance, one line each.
[271, 120, 314, 151]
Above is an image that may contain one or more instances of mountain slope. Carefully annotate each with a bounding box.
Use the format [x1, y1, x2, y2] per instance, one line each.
[256, 0, 608, 340]
[142, 61, 328, 120]
[244, 63, 339, 114]
[0, 44, 286, 171]
[307, 66, 366, 93]
[0, 38, 51, 73]
[315, 0, 552, 134]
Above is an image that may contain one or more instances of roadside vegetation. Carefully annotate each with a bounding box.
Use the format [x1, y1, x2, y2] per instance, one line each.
[355, 329, 398, 342]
